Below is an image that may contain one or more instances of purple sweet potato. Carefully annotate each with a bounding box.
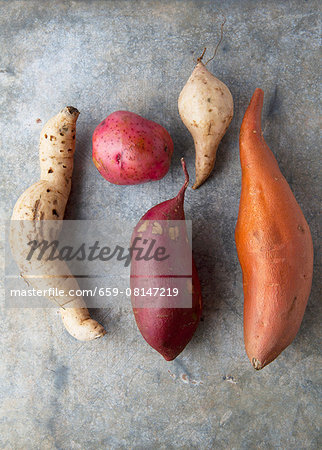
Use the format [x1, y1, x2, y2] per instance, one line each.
[130, 159, 202, 360]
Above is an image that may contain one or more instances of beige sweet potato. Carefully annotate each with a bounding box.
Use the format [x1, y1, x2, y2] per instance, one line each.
[178, 60, 233, 189]
[11, 107, 106, 341]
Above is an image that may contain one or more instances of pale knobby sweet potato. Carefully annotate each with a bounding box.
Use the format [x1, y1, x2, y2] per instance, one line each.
[11, 107, 106, 341]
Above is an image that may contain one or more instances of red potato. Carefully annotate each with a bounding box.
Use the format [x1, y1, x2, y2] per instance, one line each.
[130, 159, 202, 360]
[92, 111, 173, 185]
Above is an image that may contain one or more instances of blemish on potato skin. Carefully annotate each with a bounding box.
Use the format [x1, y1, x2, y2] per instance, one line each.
[289, 296, 298, 313]
[169, 226, 179, 240]
[152, 222, 163, 234]
[137, 221, 149, 233]
[32, 199, 41, 220]
[186, 279, 194, 294]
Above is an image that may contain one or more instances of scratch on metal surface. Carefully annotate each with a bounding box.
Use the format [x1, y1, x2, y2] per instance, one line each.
[220, 410, 232, 426]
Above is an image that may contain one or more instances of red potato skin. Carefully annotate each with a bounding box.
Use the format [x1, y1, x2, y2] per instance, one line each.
[92, 111, 173, 185]
[235, 89, 314, 370]
[130, 160, 202, 361]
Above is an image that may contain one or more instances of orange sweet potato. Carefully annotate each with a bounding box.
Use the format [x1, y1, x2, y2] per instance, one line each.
[235, 89, 313, 370]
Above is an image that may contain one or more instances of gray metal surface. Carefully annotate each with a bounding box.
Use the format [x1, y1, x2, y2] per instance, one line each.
[0, 1, 321, 448]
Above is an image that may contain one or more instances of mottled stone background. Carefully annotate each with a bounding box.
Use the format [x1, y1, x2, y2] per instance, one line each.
[0, 1, 321, 448]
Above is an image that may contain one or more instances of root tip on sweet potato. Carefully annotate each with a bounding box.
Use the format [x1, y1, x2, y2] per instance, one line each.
[251, 357, 263, 370]
[62, 314, 107, 341]
[94, 328, 107, 339]
[62, 106, 80, 117]
[180, 157, 189, 191]
[192, 175, 205, 189]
